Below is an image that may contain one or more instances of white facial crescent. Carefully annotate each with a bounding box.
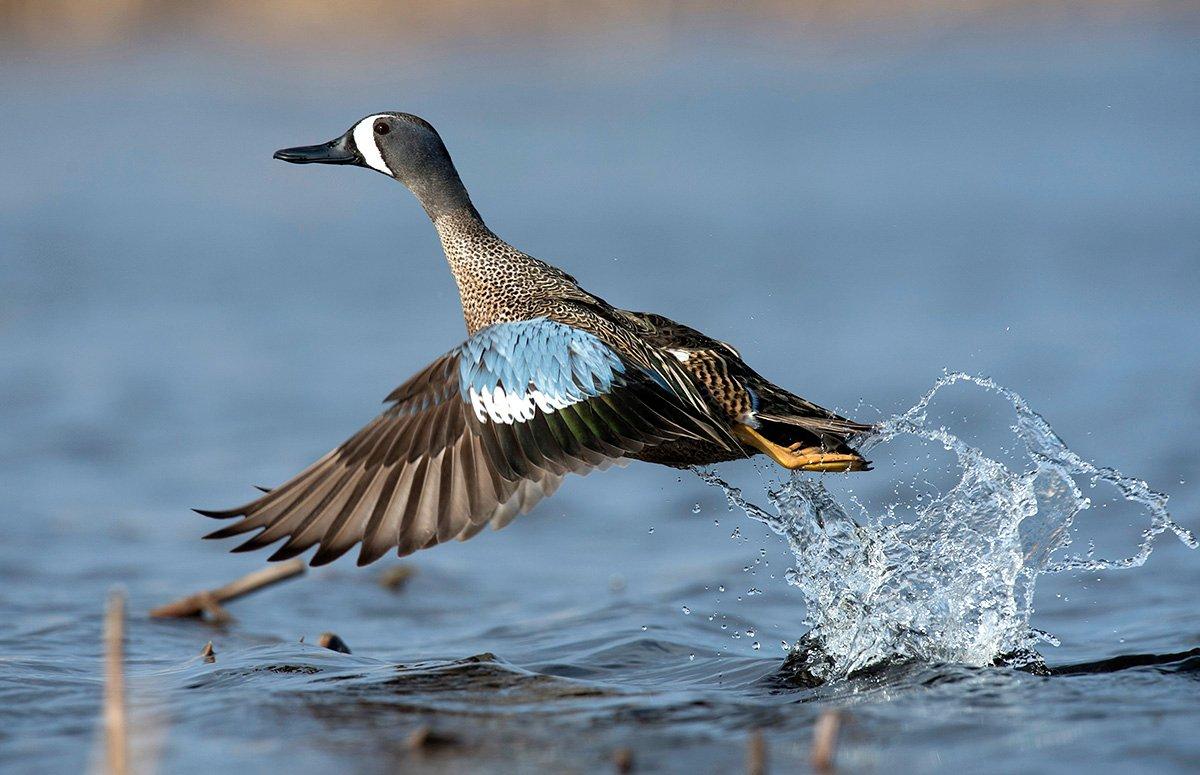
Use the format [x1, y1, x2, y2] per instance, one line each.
[353, 115, 394, 176]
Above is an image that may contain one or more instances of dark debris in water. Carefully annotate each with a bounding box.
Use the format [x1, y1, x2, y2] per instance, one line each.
[378, 564, 417, 591]
[406, 724, 458, 751]
[374, 653, 615, 705]
[772, 638, 1200, 690]
[317, 632, 352, 654]
[1050, 647, 1200, 678]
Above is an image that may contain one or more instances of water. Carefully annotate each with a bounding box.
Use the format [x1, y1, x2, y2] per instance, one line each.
[2, 9, 1200, 773]
[701, 374, 1196, 681]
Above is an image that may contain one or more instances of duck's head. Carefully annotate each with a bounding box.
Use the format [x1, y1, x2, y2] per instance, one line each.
[274, 112, 476, 220]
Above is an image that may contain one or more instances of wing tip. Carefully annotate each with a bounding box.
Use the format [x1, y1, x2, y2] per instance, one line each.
[267, 544, 306, 563]
[203, 524, 246, 540]
[355, 540, 395, 567]
[194, 506, 242, 519]
[230, 537, 269, 554]
[310, 544, 356, 567]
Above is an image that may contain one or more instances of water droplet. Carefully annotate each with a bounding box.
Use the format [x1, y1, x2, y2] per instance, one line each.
[640, 625, 647, 631]
[647, 527, 654, 534]
[691, 503, 702, 514]
[693, 373, 1195, 681]
[718, 585, 725, 593]
[689, 653, 695, 661]
[681, 605, 691, 615]
[752, 642, 761, 651]
[747, 587, 762, 596]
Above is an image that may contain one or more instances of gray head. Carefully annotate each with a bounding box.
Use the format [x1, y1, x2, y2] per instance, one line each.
[274, 112, 479, 221]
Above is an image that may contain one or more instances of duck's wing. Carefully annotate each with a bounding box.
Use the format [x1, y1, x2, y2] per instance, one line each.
[197, 318, 717, 566]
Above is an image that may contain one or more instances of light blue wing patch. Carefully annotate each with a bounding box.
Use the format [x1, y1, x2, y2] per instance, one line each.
[458, 319, 626, 424]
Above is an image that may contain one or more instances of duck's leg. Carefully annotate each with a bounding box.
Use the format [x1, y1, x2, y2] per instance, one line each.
[733, 425, 869, 472]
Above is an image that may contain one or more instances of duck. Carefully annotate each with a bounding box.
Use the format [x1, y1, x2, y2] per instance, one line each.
[198, 112, 873, 566]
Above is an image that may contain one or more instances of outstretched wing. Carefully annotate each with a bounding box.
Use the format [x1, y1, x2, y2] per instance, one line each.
[198, 318, 719, 566]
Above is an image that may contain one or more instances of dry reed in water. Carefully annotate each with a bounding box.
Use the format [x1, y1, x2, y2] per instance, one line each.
[747, 730, 767, 775]
[103, 591, 128, 775]
[149, 560, 305, 620]
[810, 709, 842, 772]
[316, 632, 351, 654]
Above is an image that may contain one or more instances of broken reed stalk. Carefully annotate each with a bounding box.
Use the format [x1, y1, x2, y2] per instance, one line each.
[810, 709, 842, 772]
[746, 730, 766, 775]
[149, 560, 305, 619]
[104, 591, 129, 775]
[316, 632, 352, 654]
[379, 564, 416, 590]
[407, 724, 456, 751]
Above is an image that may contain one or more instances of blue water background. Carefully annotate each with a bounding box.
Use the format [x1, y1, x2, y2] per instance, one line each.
[1, 11, 1198, 773]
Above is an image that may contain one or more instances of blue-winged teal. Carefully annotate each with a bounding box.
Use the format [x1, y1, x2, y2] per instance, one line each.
[199, 112, 872, 566]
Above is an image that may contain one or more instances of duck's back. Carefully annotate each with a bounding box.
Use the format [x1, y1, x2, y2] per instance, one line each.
[617, 308, 869, 440]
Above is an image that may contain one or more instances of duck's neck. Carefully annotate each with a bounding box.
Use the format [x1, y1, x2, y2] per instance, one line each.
[432, 209, 546, 334]
[402, 147, 480, 223]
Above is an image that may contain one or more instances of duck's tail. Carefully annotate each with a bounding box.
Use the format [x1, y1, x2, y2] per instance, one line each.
[741, 382, 874, 472]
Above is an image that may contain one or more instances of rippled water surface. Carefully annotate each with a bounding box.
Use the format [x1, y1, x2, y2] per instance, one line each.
[2, 13, 1199, 774]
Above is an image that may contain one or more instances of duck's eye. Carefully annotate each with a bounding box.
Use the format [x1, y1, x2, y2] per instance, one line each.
[373, 120, 390, 135]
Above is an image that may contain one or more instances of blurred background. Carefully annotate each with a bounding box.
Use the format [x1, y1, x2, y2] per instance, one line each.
[1, 1, 1198, 773]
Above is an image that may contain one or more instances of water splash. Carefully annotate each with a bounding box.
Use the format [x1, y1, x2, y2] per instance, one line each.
[699, 373, 1196, 681]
